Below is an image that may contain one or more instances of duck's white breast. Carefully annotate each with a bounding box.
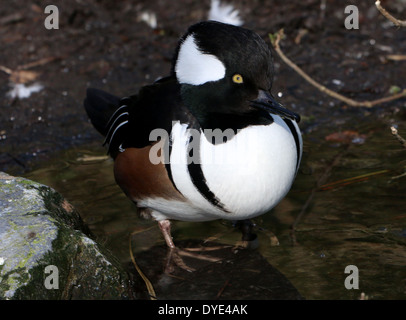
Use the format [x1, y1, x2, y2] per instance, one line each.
[200, 115, 301, 218]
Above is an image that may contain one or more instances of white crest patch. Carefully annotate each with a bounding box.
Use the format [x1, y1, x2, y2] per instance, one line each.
[175, 34, 226, 85]
[208, 0, 244, 26]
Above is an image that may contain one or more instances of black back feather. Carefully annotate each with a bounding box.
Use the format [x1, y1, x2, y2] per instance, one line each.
[84, 88, 121, 136]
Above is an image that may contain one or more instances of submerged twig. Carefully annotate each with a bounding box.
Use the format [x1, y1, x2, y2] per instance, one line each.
[390, 126, 406, 150]
[129, 235, 157, 300]
[389, 126, 406, 180]
[216, 279, 230, 298]
[391, 172, 406, 180]
[319, 170, 389, 190]
[376, 1, 406, 27]
[269, 29, 406, 107]
[290, 146, 350, 244]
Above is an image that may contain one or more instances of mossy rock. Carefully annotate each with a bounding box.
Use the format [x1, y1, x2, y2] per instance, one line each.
[0, 172, 134, 300]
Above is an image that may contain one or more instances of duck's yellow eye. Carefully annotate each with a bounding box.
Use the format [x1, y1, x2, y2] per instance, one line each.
[232, 74, 243, 84]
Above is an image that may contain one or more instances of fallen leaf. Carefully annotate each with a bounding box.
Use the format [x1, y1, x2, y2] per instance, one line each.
[325, 130, 367, 144]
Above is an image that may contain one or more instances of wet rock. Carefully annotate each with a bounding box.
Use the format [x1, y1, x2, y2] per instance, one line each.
[0, 172, 134, 300]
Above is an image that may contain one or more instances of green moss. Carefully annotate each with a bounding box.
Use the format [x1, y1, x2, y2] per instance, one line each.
[1, 175, 133, 300]
[36, 186, 90, 234]
[12, 226, 75, 300]
[17, 178, 40, 186]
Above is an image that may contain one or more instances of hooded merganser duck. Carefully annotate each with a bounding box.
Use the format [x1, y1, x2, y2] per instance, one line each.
[84, 20, 302, 271]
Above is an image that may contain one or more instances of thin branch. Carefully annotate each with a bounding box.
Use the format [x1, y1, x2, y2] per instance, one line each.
[0, 57, 60, 84]
[0, 65, 13, 75]
[269, 29, 406, 108]
[386, 55, 406, 61]
[376, 1, 406, 27]
[18, 56, 59, 71]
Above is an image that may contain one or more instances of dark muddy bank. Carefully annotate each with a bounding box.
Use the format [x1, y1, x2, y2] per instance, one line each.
[1, 0, 405, 174]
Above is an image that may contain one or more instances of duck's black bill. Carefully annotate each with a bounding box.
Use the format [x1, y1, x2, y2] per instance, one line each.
[250, 90, 300, 123]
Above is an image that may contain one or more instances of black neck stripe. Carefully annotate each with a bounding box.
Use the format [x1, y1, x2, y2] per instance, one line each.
[186, 131, 229, 212]
[187, 162, 229, 212]
[165, 142, 181, 194]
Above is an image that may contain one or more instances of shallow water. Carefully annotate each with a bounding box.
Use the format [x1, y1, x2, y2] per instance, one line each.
[25, 118, 406, 300]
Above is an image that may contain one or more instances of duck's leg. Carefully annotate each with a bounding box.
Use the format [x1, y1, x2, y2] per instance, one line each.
[158, 220, 176, 251]
[233, 219, 259, 249]
[239, 219, 257, 241]
[158, 219, 194, 272]
[158, 219, 222, 273]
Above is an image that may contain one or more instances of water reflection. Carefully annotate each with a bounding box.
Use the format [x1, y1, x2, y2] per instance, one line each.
[25, 120, 406, 299]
